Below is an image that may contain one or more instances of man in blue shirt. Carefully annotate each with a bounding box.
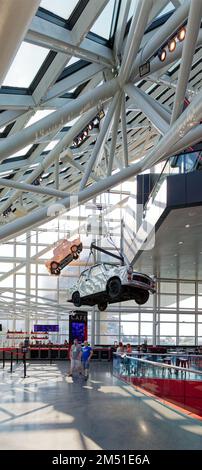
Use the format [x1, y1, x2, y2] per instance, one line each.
[81, 341, 93, 380]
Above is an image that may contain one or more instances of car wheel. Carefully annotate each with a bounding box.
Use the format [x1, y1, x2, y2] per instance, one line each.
[134, 290, 149, 305]
[50, 261, 60, 274]
[98, 302, 108, 311]
[107, 277, 122, 299]
[72, 291, 81, 307]
[71, 244, 78, 253]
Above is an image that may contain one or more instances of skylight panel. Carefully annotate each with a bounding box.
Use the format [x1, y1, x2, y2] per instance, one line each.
[7, 145, 32, 159]
[157, 2, 174, 18]
[25, 110, 53, 127]
[40, 0, 79, 19]
[2, 42, 49, 88]
[127, 0, 139, 22]
[44, 141, 59, 151]
[66, 56, 80, 68]
[91, 0, 116, 39]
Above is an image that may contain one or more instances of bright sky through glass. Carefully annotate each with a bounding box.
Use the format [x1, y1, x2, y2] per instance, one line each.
[3, 42, 48, 88]
[40, 0, 79, 19]
[91, 0, 115, 39]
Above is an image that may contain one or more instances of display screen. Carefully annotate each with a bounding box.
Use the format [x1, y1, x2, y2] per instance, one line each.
[71, 322, 85, 343]
[34, 325, 59, 332]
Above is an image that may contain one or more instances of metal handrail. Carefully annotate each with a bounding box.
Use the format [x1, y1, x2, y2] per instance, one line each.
[143, 151, 202, 216]
[113, 352, 202, 376]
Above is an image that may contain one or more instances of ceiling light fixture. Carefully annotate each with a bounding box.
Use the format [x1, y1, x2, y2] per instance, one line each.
[88, 122, 94, 131]
[168, 38, 176, 52]
[158, 48, 166, 61]
[177, 26, 186, 42]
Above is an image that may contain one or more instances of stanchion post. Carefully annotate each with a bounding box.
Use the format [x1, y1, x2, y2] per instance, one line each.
[10, 351, 13, 373]
[3, 350, 5, 369]
[16, 348, 19, 364]
[50, 348, 52, 365]
[23, 350, 26, 378]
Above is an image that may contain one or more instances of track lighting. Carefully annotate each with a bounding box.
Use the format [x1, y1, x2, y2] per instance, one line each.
[158, 48, 166, 62]
[72, 111, 105, 148]
[168, 38, 176, 52]
[157, 26, 186, 62]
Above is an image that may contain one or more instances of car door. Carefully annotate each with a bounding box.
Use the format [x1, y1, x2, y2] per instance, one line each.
[90, 265, 106, 294]
[78, 271, 89, 297]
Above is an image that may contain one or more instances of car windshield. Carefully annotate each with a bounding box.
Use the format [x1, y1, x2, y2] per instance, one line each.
[90, 265, 103, 276]
[103, 263, 119, 271]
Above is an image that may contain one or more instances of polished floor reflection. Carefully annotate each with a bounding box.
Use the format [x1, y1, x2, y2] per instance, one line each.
[0, 361, 202, 450]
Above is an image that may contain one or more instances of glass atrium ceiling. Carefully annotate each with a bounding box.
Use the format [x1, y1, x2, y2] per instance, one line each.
[40, 0, 80, 19]
[0, 0, 201, 244]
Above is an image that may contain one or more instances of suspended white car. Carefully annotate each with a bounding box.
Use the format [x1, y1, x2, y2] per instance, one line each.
[68, 263, 156, 311]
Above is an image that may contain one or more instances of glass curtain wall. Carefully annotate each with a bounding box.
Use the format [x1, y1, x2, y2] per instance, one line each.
[0, 182, 201, 346]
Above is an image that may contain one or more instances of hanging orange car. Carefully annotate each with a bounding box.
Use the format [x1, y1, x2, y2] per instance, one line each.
[45, 237, 82, 275]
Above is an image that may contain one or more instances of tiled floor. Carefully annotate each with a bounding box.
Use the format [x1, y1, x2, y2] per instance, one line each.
[0, 361, 202, 450]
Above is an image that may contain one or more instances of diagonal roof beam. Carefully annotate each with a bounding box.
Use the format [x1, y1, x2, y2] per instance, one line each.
[0, 78, 118, 162]
[32, 0, 109, 105]
[44, 63, 105, 102]
[119, 0, 152, 86]
[79, 92, 120, 190]
[1, 79, 202, 241]
[124, 83, 170, 135]
[0, 0, 40, 86]
[107, 96, 122, 176]
[27, 15, 114, 68]
[121, 93, 129, 168]
[114, 0, 131, 61]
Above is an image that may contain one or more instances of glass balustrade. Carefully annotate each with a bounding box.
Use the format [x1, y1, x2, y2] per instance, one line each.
[113, 353, 202, 381]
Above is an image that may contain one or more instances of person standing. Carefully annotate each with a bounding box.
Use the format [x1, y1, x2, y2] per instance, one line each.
[81, 341, 93, 380]
[68, 338, 82, 377]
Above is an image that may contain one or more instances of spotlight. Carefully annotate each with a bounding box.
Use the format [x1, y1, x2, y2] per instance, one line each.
[83, 129, 88, 137]
[177, 26, 186, 42]
[78, 136, 82, 144]
[168, 38, 176, 52]
[73, 139, 78, 147]
[93, 117, 100, 126]
[158, 48, 166, 62]
[88, 122, 94, 131]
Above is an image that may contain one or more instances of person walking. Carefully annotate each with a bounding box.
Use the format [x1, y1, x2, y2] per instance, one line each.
[81, 341, 93, 380]
[68, 338, 82, 377]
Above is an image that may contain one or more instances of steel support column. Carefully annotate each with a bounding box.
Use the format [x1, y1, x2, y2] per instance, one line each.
[121, 94, 129, 168]
[171, 0, 202, 123]
[119, 0, 152, 86]
[79, 92, 120, 190]
[107, 96, 122, 176]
